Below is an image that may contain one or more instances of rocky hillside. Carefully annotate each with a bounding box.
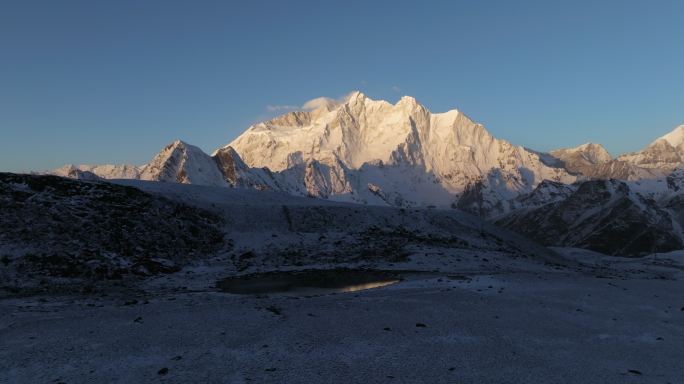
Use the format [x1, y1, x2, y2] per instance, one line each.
[0, 173, 226, 293]
[115, 178, 563, 273]
[496, 179, 684, 256]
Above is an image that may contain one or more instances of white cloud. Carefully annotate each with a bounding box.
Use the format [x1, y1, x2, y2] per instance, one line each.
[266, 104, 299, 112]
[391, 85, 401, 93]
[266, 94, 347, 115]
[302, 97, 339, 111]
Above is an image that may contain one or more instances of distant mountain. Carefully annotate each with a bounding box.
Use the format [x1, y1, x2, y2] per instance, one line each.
[541, 125, 684, 181]
[546, 142, 662, 181]
[52, 141, 231, 186]
[550, 143, 613, 173]
[53, 164, 139, 180]
[617, 126, 684, 171]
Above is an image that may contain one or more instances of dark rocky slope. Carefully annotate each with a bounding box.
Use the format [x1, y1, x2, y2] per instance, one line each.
[496, 179, 683, 256]
[0, 173, 226, 293]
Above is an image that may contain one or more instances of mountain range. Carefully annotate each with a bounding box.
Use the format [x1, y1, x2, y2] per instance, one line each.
[51, 92, 684, 255]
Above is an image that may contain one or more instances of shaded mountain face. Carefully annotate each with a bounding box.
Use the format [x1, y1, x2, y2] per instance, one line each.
[496, 179, 684, 256]
[510, 180, 577, 210]
[212, 146, 277, 190]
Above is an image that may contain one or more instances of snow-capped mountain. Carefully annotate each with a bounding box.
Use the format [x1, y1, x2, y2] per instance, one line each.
[53, 164, 140, 180]
[225, 91, 575, 209]
[60, 141, 232, 187]
[544, 131, 684, 181]
[617, 126, 684, 171]
[52, 165, 102, 181]
[50, 92, 684, 222]
[550, 143, 612, 173]
[54, 92, 576, 211]
[542, 125, 684, 182]
[138, 140, 228, 187]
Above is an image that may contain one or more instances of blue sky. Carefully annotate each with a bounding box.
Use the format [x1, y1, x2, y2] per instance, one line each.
[1, 0, 683, 172]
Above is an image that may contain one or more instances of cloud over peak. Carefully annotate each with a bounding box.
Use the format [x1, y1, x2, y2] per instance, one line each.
[302, 97, 340, 111]
[266, 95, 343, 114]
[266, 104, 299, 112]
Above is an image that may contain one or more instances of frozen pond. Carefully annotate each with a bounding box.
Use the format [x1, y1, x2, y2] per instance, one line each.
[216, 268, 401, 295]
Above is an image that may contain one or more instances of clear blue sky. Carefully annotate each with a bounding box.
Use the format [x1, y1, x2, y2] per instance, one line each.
[2, 0, 683, 172]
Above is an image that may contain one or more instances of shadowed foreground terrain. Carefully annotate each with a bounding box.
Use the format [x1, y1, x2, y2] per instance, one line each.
[0, 173, 226, 294]
[1, 176, 683, 383]
[2, 251, 683, 383]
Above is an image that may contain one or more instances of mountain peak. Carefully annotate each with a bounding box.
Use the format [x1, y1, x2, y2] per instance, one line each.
[342, 91, 370, 106]
[576, 142, 604, 150]
[165, 139, 190, 150]
[578, 143, 612, 160]
[658, 125, 684, 147]
[396, 95, 422, 109]
[227, 92, 576, 209]
[302, 97, 340, 112]
[398, 95, 417, 103]
[551, 142, 612, 164]
[346, 90, 367, 100]
[140, 140, 227, 187]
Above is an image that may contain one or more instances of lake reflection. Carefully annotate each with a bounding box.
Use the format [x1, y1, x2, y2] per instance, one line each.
[217, 268, 401, 296]
[337, 279, 400, 293]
